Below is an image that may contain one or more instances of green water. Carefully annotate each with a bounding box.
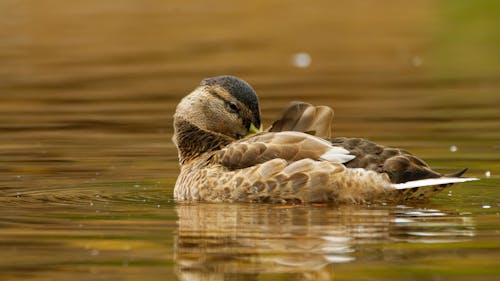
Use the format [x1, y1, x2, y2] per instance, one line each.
[1, 1, 499, 280]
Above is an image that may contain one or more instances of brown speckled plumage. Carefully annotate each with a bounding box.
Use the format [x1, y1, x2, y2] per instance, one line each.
[330, 137, 440, 183]
[175, 131, 398, 203]
[173, 76, 473, 204]
[175, 155, 396, 204]
[269, 102, 468, 184]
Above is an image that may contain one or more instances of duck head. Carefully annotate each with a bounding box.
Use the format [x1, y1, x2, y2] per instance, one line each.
[173, 75, 262, 163]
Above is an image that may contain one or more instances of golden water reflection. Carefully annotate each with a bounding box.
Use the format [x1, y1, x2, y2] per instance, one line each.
[175, 204, 475, 281]
[1, 0, 499, 280]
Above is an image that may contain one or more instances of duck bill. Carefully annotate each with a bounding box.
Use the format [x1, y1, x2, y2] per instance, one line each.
[247, 123, 263, 136]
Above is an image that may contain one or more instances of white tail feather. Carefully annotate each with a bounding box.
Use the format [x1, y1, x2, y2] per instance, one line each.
[392, 177, 478, 190]
[320, 147, 356, 163]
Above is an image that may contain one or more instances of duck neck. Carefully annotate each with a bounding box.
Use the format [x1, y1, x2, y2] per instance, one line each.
[174, 118, 233, 164]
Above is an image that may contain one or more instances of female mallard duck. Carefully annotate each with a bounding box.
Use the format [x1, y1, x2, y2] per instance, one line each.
[173, 75, 476, 203]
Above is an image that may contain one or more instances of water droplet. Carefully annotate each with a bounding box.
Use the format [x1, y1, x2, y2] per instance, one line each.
[485, 171, 491, 178]
[157, 204, 161, 208]
[449, 145, 457, 152]
[482, 205, 491, 209]
[292, 52, 311, 68]
[412, 56, 422, 67]
[134, 184, 140, 188]
[324, 255, 355, 263]
[393, 218, 413, 223]
[90, 201, 94, 206]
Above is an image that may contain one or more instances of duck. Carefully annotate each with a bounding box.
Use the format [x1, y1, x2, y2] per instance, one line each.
[172, 75, 476, 203]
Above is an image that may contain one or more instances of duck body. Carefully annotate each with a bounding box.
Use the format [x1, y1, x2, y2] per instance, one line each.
[173, 76, 476, 204]
[175, 131, 397, 203]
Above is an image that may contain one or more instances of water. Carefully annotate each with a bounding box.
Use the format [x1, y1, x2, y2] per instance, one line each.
[1, 1, 499, 280]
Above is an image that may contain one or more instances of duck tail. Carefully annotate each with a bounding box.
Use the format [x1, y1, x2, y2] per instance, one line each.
[445, 167, 468, 178]
[392, 177, 478, 200]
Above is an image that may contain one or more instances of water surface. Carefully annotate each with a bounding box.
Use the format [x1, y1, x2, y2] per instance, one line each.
[1, 1, 499, 280]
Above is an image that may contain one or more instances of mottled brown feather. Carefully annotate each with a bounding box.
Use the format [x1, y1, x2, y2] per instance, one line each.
[174, 118, 233, 164]
[175, 156, 395, 204]
[330, 137, 442, 183]
[269, 102, 334, 138]
[213, 131, 334, 170]
[269, 102, 457, 184]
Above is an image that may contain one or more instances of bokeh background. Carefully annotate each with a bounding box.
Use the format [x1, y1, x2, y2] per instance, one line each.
[0, 1, 499, 281]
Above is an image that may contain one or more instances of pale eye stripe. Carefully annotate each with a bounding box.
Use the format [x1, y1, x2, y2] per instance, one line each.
[208, 89, 236, 103]
[208, 89, 231, 103]
[208, 89, 248, 114]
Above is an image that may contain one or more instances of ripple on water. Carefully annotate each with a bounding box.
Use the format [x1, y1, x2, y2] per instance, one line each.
[0, 181, 172, 209]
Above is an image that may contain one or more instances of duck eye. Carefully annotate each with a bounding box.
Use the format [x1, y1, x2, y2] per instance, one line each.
[227, 102, 240, 113]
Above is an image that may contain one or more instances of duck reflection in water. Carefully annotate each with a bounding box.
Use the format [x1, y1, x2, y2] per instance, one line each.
[174, 204, 475, 281]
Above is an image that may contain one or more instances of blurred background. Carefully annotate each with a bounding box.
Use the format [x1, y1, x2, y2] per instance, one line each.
[0, 1, 499, 280]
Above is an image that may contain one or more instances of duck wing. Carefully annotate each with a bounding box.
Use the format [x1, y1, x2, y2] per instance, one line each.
[212, 131, 355, 170]
[268, 102, 334, 138]
[330, 137, 446, 183]
[269, 102, 470, 184]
